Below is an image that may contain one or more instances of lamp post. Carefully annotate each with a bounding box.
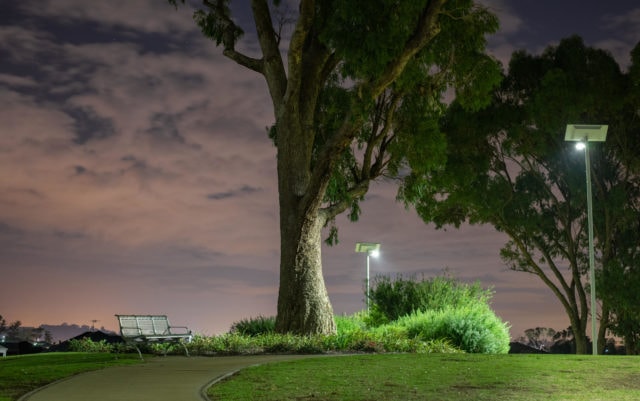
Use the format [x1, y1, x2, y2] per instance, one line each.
[355, 242, 380, 311]
[565, 124, 608, 356]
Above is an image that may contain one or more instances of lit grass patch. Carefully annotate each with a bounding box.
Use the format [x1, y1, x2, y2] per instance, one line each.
[209, 354, 640, 401]
[0, 352, 140, 401]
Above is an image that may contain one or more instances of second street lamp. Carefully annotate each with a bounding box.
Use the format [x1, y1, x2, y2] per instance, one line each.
[355, 242, 380, 311]
[565, 124, 608, 355]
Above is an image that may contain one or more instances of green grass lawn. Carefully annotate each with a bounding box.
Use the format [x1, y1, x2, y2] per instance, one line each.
[0, 352, 140, 401]
[2, 352, 638, 401]
[209, 353, 640, 401]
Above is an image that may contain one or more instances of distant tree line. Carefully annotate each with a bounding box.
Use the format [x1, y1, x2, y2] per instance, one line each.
[517, 326, 628, 355]
[0, 315, 52, 343]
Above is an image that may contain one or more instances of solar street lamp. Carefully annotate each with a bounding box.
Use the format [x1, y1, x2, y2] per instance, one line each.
[355, 242, 380, 311]
[565, 124, 608, 355]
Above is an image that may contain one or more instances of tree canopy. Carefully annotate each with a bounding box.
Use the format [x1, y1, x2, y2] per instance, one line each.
[404, 36, 640, 354]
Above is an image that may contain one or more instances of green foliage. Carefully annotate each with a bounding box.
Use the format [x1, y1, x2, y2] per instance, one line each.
[600, 259, 640, 354]
[335, 312, 368, 333]
[259, 334, 326, 354]
[68, 338, 114, 353]
[229, 315, 276, 336]
[181, 294, 508, 355]
[401, 35, 640, 354]
[360, 274, 510, 353]
[321, 0, 499, 90]
[396, 304, 511, 354]
[185, 312, 463, 356]
[172, 0, 243, 50]
[367, 273, 492, 324]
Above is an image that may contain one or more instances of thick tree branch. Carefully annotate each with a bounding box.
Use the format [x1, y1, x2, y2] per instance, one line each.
[286, 0, 315, 101]
[362, 92, 401, 180]
[502, 224, 577, 319]
[367, 0, 446, 98]
[251, 0, 287, 108]
[320, 181, 370, 221]
[222, 49, 264, 73]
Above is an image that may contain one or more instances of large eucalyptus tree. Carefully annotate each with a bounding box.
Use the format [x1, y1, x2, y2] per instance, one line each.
[170, 0, 501, 334]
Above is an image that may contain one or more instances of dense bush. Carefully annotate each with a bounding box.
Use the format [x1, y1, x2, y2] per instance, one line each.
[396, 303, 511, 353]
[68, 338, 114, 353]
[363, 273, 510, 353]
[367, 274, 492, 325]
[229, 315, 276, 336]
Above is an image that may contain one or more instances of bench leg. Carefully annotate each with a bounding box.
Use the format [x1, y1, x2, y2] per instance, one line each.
[180, 340, 190, 357]
[133, 344, 144, 361]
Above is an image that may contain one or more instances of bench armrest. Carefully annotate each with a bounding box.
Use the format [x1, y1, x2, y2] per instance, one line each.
[168, 325, 191, 335]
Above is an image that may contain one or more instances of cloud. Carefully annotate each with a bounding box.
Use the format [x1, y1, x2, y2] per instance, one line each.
[479, 0, 525, 68]
[0, 1, 278, 256]
[0, 73, 38, 88]
[480, 0, 523, 35]
[603, 7, 640, 42]
[0, 25, 57, 64]
[17, 0, 195, 35]
[601, 7, 640, 68]
[207, 185, 262, 200]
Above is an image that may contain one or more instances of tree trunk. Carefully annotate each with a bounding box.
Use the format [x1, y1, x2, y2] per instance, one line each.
[573, 328, 588, 354]
[273, 107, 336, 335]
[568, 314, 588, 354]
[275, 201, 336, 334]
[596, 303, 611, 355]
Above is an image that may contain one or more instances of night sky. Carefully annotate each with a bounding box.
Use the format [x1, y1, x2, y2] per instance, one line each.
[1, 0, 638, 339]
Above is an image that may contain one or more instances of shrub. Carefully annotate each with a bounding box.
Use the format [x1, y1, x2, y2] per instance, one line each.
[397, 303, 511, 354]
[335, 313, 367, 334]
[368, 273, 493, 324]
[229, 315, 276, 336]
[68, 338, 113, 353]
[219, 333, 261, 354]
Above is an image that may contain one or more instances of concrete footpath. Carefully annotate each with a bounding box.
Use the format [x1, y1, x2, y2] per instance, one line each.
[19, 355, 317, 401]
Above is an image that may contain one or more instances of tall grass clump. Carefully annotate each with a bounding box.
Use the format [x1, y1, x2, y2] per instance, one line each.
[229, 315, 276, 336]
[367, 273, 492, 325]
[396, 303, 511, 353]
[365, 273, 510, 353]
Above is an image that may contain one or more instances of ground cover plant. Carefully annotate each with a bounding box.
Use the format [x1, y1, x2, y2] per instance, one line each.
[208, 353, 640, 401]
[0, 352, 140, 401]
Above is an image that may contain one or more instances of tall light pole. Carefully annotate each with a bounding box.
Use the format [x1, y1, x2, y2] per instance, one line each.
[565, 124, 608, 355]
[355, 242, 380, 311]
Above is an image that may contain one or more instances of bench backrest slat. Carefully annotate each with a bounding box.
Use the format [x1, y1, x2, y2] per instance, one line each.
[117, 315, 173, 337]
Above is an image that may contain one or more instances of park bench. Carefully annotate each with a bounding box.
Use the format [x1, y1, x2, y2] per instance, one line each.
[115, 314, 192, 360]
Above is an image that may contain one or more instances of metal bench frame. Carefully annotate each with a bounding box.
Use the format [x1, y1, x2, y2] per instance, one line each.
[115, 314, 192, 360]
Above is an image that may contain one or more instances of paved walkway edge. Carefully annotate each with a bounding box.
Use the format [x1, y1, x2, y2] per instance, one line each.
[198, 368, 242, 400]
[17, 373, 82, 401]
